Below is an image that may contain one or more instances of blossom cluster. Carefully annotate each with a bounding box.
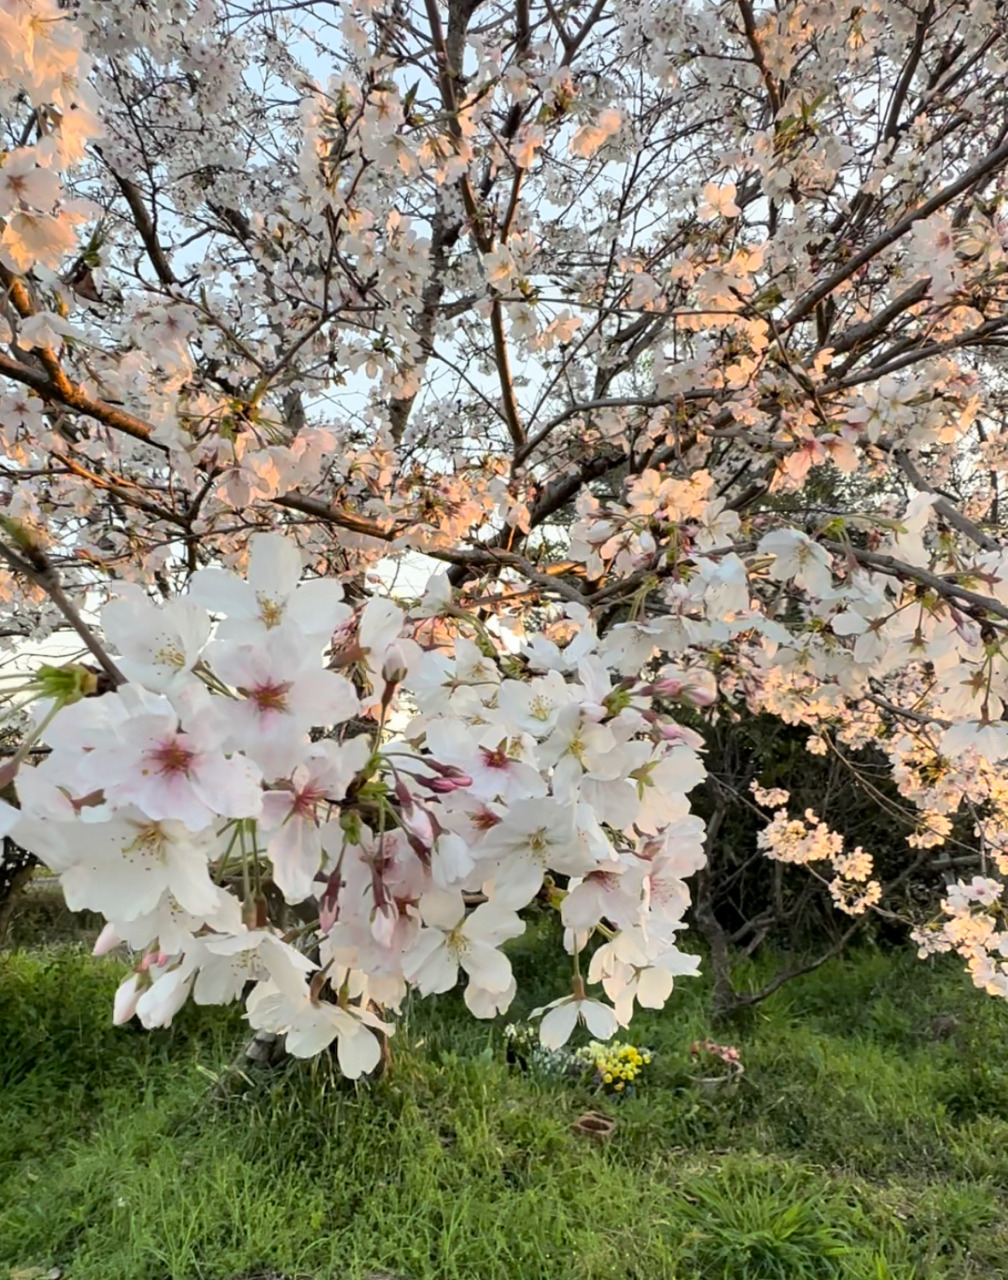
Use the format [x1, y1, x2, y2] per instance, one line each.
[752, 786, 881, 917]
[0, 0, 102, 274]
[2, 534, 707, 1074]
[912, 876, 1008, 1000]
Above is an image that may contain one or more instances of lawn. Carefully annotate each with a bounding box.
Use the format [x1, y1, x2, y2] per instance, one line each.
[3, 904, 1008, 1280]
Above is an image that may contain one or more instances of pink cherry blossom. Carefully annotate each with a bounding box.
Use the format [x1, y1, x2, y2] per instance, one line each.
[208, 630, 359, 780]
[260, 738, 371, 902]
[76, 703, 262, 829]
[404, 889, 524, 997]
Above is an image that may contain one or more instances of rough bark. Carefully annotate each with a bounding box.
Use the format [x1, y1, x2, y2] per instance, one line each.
[0, 838, 38, 945]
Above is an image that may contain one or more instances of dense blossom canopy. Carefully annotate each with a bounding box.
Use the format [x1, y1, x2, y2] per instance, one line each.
[2, 0, 1008, 1065]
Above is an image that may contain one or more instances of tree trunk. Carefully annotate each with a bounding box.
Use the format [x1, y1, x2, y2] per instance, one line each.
[691, 792, 743, 1019]
[0, 838, 38, 945]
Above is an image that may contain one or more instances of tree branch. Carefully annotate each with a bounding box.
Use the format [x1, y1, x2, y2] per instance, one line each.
[891, 450, 1001, 552]
[785, 132, 1008, 330]
[0, 539, 124, 686]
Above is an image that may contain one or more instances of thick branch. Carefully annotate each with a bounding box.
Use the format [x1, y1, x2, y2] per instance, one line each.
[826, 541, 1008, 622]
[785, 132, 1008, 330]
[883, 0, 935, 141]
[827, 279, 931, 361]
[0, 350, 161, 449]
[491, 300, 525, 450]
[273, 491, 400, 542]
[104, 163, 178, 287]
[892, 451, 1001, 551]
[737, 0, 782, 117]
[49, 451, 186, 528]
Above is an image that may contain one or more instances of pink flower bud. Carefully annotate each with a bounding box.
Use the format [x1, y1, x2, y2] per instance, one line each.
[93, 922, 122, 956]
[423, 776, 458, 793]
[684, 675, 717, 707]
[394, 777, 414, 813]
[318, 866, 343, 933]
[113, 976, 142, 1025]
[645, 669, 717, 707]
[650, 677, 684, 697]
[421, 772, 473, 793]
[427, 761, 472, 781]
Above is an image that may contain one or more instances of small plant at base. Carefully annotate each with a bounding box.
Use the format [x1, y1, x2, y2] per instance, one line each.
[572, 1039, 653, 1096]
[505, 1023, 653, 1097]
[690, 1038, 745, 1089]
[504, 1021, 583, 1079]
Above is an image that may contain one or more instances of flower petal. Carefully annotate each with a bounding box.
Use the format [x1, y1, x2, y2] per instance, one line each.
[539, 999, 579, 1050]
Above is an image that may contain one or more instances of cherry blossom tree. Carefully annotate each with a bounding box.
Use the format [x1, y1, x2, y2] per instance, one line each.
[3, 0, 1008, 1068]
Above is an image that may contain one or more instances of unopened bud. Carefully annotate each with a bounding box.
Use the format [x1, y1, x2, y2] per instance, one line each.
[421, 772, 472, 793]
[684, 674, 717, 707]
[381, 643, 409, 685]
[34, 662, 98, 705]
[93, 923, 121, 956]
[318, 866, 343, 927]
[427, 761, 471, 781]
[394, 777, 415, 813]
[113, 975, 144, 1025]
[423, 777, 457, 793]
[646, 669, 717, 708]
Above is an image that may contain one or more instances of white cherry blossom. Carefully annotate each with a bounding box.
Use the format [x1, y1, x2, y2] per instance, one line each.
[189, 533, 349, 639]
[102, 591, 210, 692]
[404, 889, 524, 997]
[534, 992, 619, 1049]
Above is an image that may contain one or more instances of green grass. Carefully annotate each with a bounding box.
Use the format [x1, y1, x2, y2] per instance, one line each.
[4, 908, 1008, 1279]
